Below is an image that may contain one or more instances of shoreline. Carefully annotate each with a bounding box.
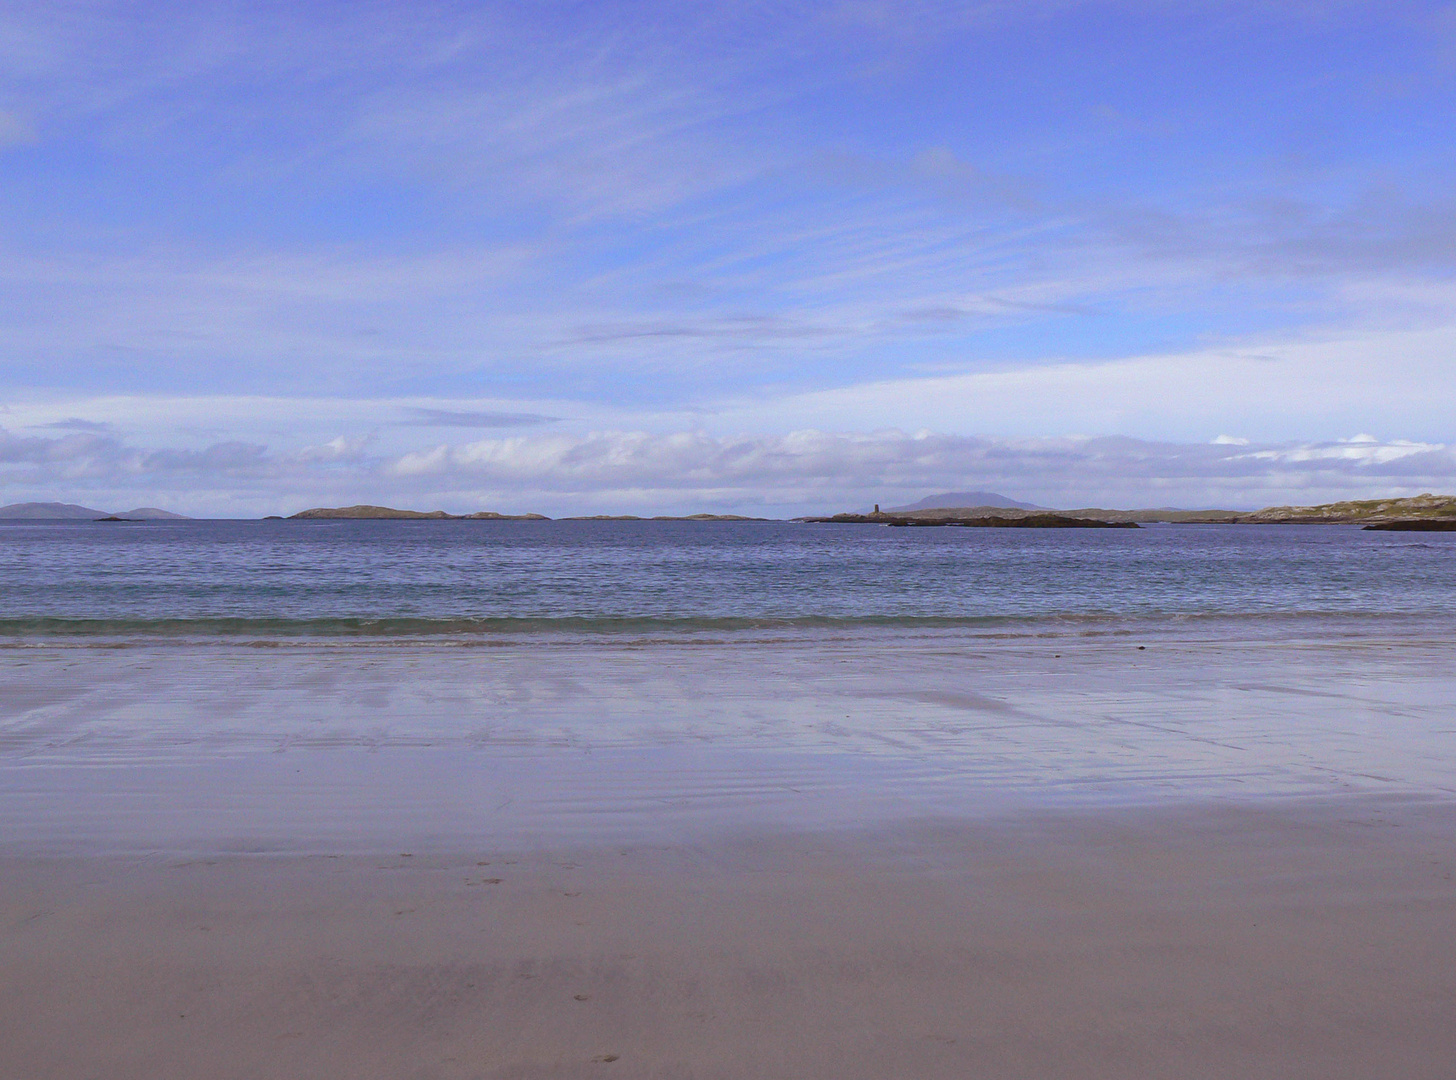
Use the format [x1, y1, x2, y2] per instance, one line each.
[4, 629, 1456, 857]
[4, 623, 1455, 1075]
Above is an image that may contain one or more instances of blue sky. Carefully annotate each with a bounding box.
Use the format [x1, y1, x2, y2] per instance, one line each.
[2, 0, 1455, 514]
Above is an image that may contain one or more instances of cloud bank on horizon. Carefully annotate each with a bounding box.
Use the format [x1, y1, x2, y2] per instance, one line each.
[1, 0, 1453, 514]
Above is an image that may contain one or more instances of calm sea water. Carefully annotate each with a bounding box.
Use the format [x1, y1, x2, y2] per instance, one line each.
[0, 518, 1453, 637]
[5, 518, 1456, 852]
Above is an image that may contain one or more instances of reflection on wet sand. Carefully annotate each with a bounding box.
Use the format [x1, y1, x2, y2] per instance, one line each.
[3, 629, 1455, 1077]
[1, 630, 1453, 852]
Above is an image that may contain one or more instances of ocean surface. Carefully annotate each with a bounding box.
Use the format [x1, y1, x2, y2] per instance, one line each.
[1, 518, 1454, 637]
[3, 519, 1454, 853]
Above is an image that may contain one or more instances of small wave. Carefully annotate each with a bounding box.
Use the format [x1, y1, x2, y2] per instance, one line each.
[0, 614, 1042, 638]
[0, 610, 1445, 643]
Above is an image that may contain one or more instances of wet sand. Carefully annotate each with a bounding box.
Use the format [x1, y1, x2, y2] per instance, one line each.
[4, 631, 1456, 1076]
[4, 796, 1456, 1079]
[4, 630, 1456, 856]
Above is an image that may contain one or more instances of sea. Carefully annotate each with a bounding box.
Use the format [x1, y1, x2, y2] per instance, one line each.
[2, 519, 1454, 853]
[3, 517, 1455, 635]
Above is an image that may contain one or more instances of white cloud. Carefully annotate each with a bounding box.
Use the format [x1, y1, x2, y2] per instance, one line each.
[1237, 439, 1440, 466]
[712, 316, 1456, 444]
[2, 422, 1452, 518]
[1, 0, 1453, 514]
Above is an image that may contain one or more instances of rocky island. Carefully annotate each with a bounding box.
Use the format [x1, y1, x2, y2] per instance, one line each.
[1239, 493, 1456, 525]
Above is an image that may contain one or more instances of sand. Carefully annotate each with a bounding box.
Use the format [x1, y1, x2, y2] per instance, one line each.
[4, 796, 1455, 1080]
[4, 631, 1456, 1076]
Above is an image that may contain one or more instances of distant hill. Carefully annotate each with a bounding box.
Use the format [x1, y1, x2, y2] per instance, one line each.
[290, 505, 548, 520]
[0, 501, 108, 519]
[887, 491, 1048, 512]
[807, 506, 1241, 524]
[802, 512, 1139, 529]
[0, 502, 190, 520]
[1241, 494, 1456, 524]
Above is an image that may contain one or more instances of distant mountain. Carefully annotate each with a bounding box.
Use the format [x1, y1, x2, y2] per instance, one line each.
[887, 491, 1048, 512]
[0, 502, 190, 520]
[0, 501, 108, 519]
[122, 507, 190, 519]
[807, 503, 1245, 524]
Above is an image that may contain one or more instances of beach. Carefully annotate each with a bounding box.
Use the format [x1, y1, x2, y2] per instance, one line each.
[10, 0, 1456, 1071]
[4, 622, 1456, 1078]
[5, 797, 1455, 1079]
[3, 521, 1455, 1076]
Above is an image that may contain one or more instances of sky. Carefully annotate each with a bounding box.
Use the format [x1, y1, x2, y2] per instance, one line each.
[1, 0, 1455, 516]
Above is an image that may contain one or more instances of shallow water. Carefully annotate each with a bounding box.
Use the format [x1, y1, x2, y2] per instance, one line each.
[1, 519, 1454, 635]
[3, 519, 1453, 853]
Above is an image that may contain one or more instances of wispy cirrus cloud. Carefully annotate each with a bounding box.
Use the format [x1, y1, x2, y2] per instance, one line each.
[400, 408, 561, 429]
[36, 417, 111, 432]
[2, 0, 1454, 512]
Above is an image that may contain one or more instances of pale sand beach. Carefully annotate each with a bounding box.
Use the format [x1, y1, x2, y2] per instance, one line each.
[3, 629, 1455, 1077]
[3, 798, 1455, 1079]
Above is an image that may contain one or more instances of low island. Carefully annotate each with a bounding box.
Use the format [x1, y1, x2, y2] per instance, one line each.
[801, 512, 1140, 528]
[283, 506, 769, 521]
[799, 492, 1456, 527]
[274, 493, 1456, 528]
[288, 505, 548, 520]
